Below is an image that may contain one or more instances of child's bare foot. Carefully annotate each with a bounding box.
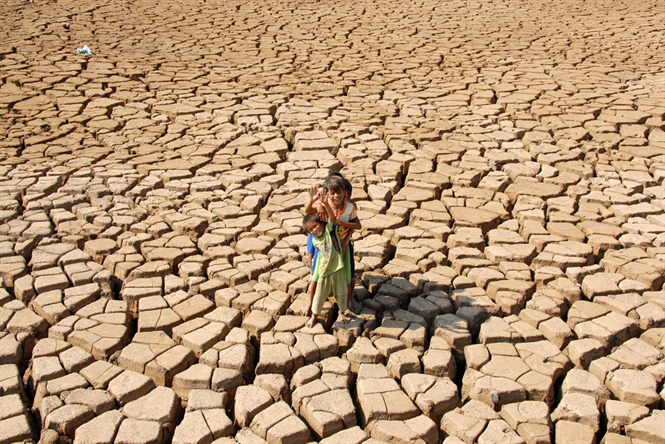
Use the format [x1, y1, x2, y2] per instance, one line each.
[305, 314, 317, 328]
[343, 309, 357, 319]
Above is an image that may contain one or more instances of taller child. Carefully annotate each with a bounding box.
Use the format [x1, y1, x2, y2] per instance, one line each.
[301, 190, 357, 328]
[304, 172, 361, 312]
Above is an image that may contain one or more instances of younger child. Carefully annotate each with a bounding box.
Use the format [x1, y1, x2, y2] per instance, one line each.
[300, 190, 356, 328]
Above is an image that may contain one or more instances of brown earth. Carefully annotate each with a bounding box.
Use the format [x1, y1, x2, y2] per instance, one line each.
[1, 0, 664, 443]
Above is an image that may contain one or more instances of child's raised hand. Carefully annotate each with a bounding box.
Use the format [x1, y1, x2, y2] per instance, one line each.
[308, 185, 319, 202]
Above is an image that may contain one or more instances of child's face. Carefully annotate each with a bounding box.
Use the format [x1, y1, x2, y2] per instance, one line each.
[328, 187, 345, 206]
[305, 219, 324, 238]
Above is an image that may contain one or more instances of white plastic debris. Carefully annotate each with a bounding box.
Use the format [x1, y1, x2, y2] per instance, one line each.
[76, 45, 92, 55]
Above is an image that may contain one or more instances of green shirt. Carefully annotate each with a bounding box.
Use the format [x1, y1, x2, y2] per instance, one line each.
[312, 221, 345, 281]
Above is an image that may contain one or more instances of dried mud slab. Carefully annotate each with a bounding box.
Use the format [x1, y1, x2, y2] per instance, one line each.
[0, 0, 664, 443]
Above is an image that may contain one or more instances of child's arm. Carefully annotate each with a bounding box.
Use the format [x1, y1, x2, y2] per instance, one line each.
[341, 205, 361, 250]
[304, 185, 319, 215]
[302, 248, 323, 316]
[306, 185, 328, 220]
[301, 250, 320, 317]
[341, 229, 354, 247]
[319, 189, 337, 221]
[306, 234, 315, 261]
[335, 203, 362, 230]
[337, 215, 361, 231]
[300, 280, 317, 316]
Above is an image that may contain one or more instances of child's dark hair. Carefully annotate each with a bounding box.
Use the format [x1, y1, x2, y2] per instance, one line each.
[303, 213, 323, 229]
[343, 178, 352, 197]
[324, 171, 353, 198]
[323, 173, 345, 193]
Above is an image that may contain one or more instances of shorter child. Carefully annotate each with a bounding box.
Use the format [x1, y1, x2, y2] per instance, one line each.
[305, 173, 362, 313]
[300, 191, 356, 328]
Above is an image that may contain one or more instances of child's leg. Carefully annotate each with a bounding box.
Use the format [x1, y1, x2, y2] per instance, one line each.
[342, 247, 353, 307]
[306, 278, 328, 327]
[331, 269, 355, 321]
[346, 242, 361, 313]
[300, 280, 317, 317]
[302, 250, 322, 317]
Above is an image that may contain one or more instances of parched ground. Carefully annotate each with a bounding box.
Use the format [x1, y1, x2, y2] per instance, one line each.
[1, 0, 665, 443]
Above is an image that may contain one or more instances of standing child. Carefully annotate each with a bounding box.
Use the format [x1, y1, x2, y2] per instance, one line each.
[304, 172, 362, 313]
[300, 190, 356, 328]
[303, 173, 348, 278]
[321, 173, 361, 312]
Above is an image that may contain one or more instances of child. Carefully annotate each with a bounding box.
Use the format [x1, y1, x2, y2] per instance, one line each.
[303, 172, 347, 276]
[304, 172, 362, 312]
[300, 190, 356, 328]
[321, 174, 362, 311]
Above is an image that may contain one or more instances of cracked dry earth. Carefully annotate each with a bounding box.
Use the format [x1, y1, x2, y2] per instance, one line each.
[1, 0, 665, 443]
